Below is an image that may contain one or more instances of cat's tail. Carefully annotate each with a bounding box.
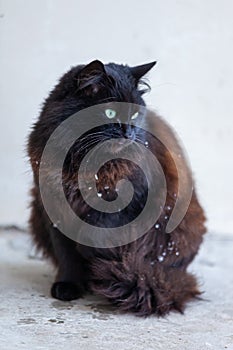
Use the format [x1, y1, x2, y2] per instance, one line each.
[89, 253, 200, 316]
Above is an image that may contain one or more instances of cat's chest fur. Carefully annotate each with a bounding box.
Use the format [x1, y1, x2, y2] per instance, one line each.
[64, 158, 148, 227]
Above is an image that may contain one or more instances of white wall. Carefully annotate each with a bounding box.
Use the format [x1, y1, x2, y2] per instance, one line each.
[0, 0, 232, 234]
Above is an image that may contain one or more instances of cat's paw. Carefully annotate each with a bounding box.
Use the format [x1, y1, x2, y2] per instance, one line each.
[51, 281, 83, 301]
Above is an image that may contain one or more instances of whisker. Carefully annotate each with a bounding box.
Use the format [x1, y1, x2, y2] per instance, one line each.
[77, 138, 103, 154]
[78, 131, 105, 142]
[78, 133, 113, 153]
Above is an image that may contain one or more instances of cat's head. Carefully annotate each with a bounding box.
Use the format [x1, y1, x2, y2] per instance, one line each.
[57, 60, 156, 155]
[75, 59, 156, 106]
[75, 60, 156, 148]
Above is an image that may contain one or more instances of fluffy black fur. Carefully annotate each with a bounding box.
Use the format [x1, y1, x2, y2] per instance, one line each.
[28, 60, 206, 316]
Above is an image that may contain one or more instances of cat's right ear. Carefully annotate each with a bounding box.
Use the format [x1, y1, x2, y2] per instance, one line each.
[76, 60, 106, 94]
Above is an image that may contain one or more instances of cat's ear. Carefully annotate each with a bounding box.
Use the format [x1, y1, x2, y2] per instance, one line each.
[77, 60, 106, 94]
[80, 60, 106, 76]
[130, 61, 157, 81]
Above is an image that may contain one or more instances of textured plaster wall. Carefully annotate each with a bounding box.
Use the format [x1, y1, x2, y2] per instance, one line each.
[0, 0, 232, 233]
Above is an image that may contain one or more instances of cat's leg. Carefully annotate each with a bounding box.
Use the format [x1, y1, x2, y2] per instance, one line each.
[29, 187, 57, 263]
[29, 188, 88, 301]
[49, 228, 89, 301]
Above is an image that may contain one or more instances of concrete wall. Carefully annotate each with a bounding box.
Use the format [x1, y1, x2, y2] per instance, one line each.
[0, 0, 232, 234]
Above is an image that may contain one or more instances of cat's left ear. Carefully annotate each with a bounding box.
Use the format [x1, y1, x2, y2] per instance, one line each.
[130, 61, 157, 81]
[77, 60, 106, 94]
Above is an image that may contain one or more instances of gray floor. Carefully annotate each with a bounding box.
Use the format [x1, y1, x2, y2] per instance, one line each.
[0, 229, 232, 350]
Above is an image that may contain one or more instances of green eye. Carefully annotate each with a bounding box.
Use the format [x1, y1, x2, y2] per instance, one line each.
[105, 108, 116, 119]
[131, 111, 139, 120]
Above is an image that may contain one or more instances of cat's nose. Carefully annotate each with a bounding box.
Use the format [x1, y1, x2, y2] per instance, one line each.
[121, 124, 135, 140]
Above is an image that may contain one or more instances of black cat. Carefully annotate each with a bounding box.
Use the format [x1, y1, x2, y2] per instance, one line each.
[28, 60, 206, 316]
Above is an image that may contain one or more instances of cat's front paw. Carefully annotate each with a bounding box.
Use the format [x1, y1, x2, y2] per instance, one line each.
[51, 281, 83, 301]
